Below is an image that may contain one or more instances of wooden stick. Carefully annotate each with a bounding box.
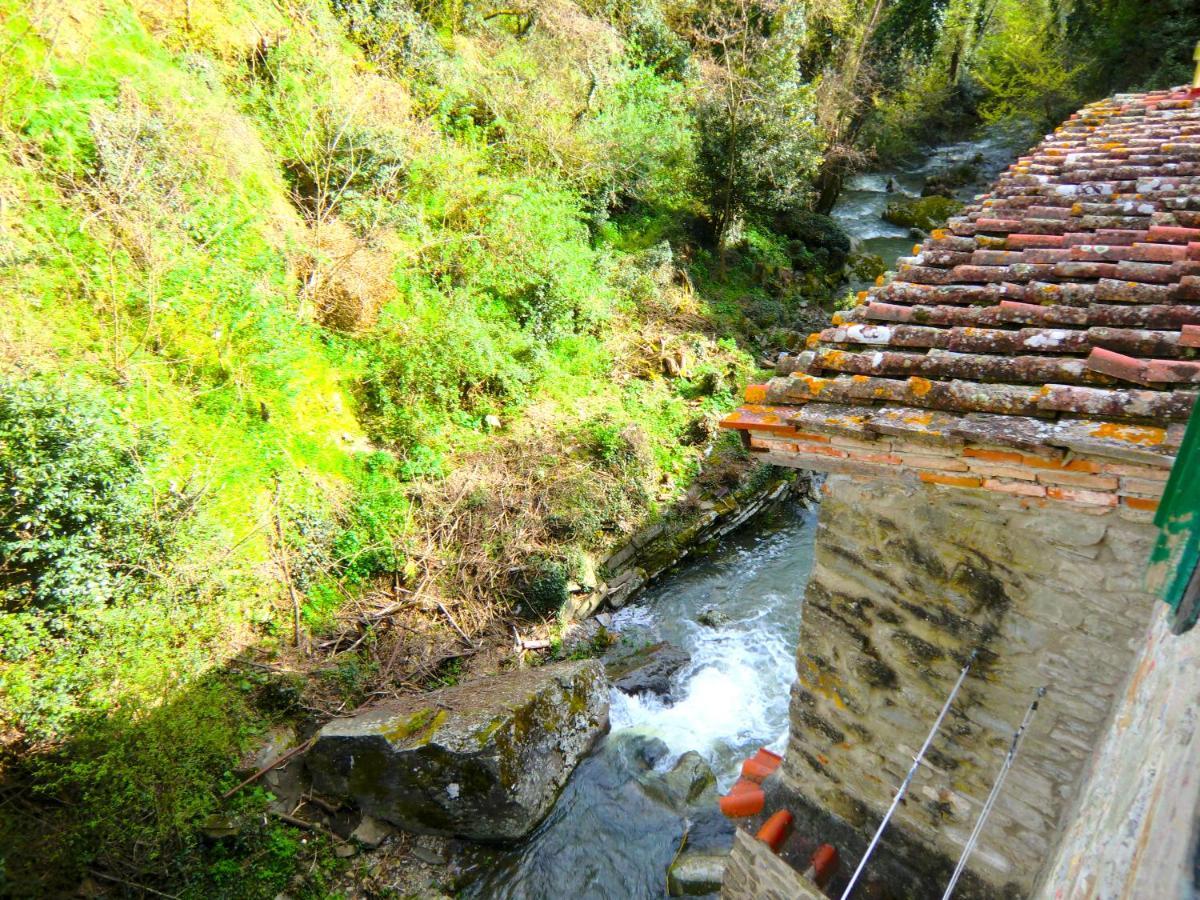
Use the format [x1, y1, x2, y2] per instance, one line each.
[271, 810, 321, 831]
[271, 479, 303, 649]
[220, 736, 316, 801]
[435, 601, 474, 647]
[90, 870, 181, 900]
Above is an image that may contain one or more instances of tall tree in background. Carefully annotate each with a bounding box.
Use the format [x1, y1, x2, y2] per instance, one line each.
[805, 0, 956, 211]
[1065, 0, 1200, 94]
[691, 0, 823, 257]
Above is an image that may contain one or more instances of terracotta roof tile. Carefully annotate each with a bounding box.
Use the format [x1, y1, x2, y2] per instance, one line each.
[724, 87, 1200, 465]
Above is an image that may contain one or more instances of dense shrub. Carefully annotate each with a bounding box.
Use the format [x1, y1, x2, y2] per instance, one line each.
[0, 376, 179, 615]
[771, 209, 851, 273]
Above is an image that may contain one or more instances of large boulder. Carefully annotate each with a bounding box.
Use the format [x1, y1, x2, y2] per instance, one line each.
[306, 660, 609, 841]
[605, 640, 690, 697]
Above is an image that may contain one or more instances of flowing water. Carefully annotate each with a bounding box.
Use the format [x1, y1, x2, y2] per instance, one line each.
[458, 500, 818, 899]
[833, 130, 1026, 282]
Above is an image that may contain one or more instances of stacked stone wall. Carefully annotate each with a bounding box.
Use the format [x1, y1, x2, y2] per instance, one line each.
[779, 475, 1160, 894]
[1034, 605, 1200, 899]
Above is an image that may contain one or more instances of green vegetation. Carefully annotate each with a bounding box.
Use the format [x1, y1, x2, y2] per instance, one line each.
[883, 195, 965, 231]
[0, 0, 1197, 894]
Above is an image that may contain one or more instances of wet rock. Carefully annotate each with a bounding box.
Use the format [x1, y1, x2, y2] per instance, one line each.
[663, 751, 717, 805]
[668, 850, 728, 896]
[696, 605, 730, 629]
[605, 641, 690, 696]
[921, 159, 981, 198]
[411, 835, 448, 865]
[201, 813, 240, 839]
[236, 725, 305, 814]
[306, 660, 609, 841]
[882, 195, 964, 232]
[614, 733, 671, 772]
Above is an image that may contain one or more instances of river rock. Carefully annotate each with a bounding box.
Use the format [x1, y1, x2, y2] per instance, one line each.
[668, 850, 728, 896]
[696, 605, 729, 628]
[306, 659, 609, 841]
[605, 641, 690, 696]
[663, 751, 717, 805]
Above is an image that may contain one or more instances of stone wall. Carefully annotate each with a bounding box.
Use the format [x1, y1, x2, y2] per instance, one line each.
[778, 474, 1160, 895]
[1035, 604, 1200, 899]
[565, 468, 809, 620]
[722, 830, 827, 900]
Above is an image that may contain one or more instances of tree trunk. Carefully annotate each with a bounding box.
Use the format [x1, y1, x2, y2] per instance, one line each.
[813, 159, 846, 215]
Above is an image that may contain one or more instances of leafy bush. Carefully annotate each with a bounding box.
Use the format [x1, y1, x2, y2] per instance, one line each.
[771, 209, 851, 273]
[357, 288, 536, 456]
[0, 376, 180, 615]
[627, 1, 690, 78]
[519, 557, 571, 615]
[331, 0, 446, 78]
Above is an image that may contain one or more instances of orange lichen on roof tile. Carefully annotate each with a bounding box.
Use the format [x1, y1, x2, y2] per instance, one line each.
[720, 89, 1200, 488]
[1091, 422, 1165, 446]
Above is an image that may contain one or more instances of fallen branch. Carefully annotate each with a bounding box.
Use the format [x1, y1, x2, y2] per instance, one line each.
[271, 810, 323, 832]
[436, 600, 474, 648]
[221, 736, 316, 801]
[90, 870, 181, 900]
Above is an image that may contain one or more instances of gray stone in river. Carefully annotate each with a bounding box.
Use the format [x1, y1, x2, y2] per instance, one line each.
[696, 604, 730, 628]
[306, 659, 608, 841]
[605, 641, 690, 696]
[663, 751, 717, 805]
[668, 849, 728, 896]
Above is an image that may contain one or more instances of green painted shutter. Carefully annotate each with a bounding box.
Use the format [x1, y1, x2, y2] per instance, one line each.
[1147, 405, 1200, 634]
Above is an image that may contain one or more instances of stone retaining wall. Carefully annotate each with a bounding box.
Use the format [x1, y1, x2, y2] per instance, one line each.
[1035, 604, 1200, 899]
[779, 474, 1160, 894]
[565, 467, 810, 620]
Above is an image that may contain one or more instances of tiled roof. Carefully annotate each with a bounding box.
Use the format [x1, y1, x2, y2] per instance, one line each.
[723, 88, 1200, 481]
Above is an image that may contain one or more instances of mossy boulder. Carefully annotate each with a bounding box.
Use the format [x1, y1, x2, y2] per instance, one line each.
[847, 252, 887, 282]
[605, 640, 690, 697]
[882, 195, 964, 232]
[306, 660, 609, 841]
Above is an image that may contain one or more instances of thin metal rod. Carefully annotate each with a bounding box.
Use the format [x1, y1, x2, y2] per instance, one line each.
[941, 687, 1047, 900]
[840, 650, 978, 900]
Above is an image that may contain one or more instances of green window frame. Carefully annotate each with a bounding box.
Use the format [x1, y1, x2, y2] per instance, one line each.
[1148, 402, 1200, 634]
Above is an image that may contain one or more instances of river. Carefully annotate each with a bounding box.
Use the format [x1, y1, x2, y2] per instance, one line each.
[458, 500, 818, 899]
[833, 130, 1024, 279]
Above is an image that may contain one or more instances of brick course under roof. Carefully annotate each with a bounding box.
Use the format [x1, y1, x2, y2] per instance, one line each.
[723, 88, 1200, 486]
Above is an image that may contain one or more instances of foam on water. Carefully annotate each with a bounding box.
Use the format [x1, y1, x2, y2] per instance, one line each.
[609, 602, 794, 786]
[459, 502, 818, 899]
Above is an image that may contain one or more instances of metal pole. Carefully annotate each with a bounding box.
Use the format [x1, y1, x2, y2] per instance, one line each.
[840, 650, 978, 900]
[940, 687, 1047, 900]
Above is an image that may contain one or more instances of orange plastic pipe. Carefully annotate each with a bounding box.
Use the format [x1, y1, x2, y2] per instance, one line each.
[754, 748, 783, 769]
[741, 758, 776, 783]
[806, 844, 839, 888]
[755, 809, 794, 853]
[727, 776, 760, 794]
[719, 786, 764, 817]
